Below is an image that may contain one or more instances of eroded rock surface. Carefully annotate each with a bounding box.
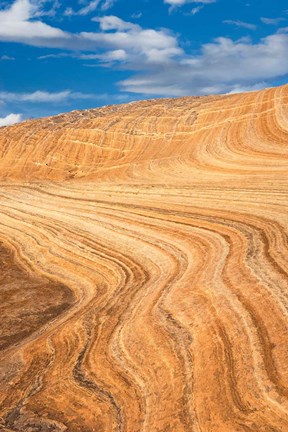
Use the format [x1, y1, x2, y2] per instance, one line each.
[0, 85, 288, 431]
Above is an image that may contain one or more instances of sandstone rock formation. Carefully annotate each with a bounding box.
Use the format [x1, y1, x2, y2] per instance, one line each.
[0, 85, 288, 431]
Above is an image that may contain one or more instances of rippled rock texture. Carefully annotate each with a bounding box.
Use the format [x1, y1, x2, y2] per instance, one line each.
[0, 85, 288, 431]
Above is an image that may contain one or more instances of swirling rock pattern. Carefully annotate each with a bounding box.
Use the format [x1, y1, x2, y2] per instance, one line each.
[0, 85, 288, 431]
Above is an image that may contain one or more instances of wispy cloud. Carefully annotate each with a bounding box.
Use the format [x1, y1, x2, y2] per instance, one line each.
[0, 113, 23, 127]
[64, 0, 116, 16]
[227, 82, 268, 94]
[0, 55, 15, 60]
[164, 0, 216, 5]
[223, 19, 257, 31]
[65, 0, 100, 16]
[37, 53, 70, 60]
[0, 90, 96, 104]
[101, 0, 116, 11]
[261, 17, 285, 25]
[131, 12, 143, 19]
[164, 0, 216, 13]
[190, 6, 203, 15]
[277, 26, 288, 34]
[33, 0, 61, 18]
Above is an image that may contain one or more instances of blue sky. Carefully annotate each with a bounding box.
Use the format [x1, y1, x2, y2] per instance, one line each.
[0, 0, 288, 126]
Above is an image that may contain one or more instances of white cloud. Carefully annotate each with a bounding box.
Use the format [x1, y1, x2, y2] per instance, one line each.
[93, 15, 138, 31]
[0, 0, 70, 47]
[0, 113, 23, 127]
[0, 1, 181, 63]
[36, 16, 181, 65]
[120, 32, 288, 96]
[81, 16, 183, 63]
[223, 20, 257, 31]
[1, 0, 288, 99]
[0, 90, 95, 104]
[81, 49, 128, 62]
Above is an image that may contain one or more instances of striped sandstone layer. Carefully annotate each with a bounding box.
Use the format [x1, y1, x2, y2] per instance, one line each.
[0, 85, 288, 431]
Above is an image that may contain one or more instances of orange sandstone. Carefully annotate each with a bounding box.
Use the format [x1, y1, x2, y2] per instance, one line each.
[0, 85, 288, 431]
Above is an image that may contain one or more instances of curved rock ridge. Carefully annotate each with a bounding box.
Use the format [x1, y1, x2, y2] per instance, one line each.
[0, 85, 287, 183]
[0, 85, 288, 431]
